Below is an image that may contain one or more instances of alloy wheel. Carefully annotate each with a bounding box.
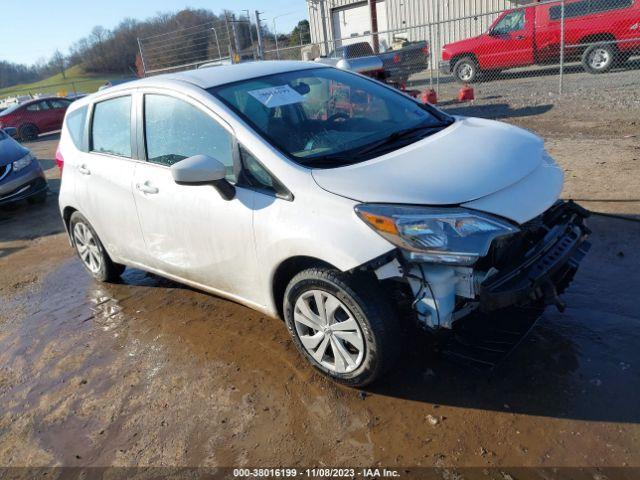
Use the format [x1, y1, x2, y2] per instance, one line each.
[293, 289, 365, 374]
[589, 48, 610, 70]
[73, 222, 102, 273]
[459, 63, 474, 81]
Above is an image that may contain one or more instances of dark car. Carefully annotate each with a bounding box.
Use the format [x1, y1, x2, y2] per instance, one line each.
[0, 97, 73, 141]
[0, 127, 48, 205]
[329, 40, 430, 85]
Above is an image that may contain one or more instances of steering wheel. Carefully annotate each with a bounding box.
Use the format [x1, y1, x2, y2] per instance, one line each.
[327, 112, 350, 124]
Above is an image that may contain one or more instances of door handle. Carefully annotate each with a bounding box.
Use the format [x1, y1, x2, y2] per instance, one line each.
[136, 182, 159, 194]
[515, 35, 525, 40]
[78, 164, 91, 175]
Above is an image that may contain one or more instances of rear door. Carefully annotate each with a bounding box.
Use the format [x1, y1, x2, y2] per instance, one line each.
[477, 7, 535, 69]
[47, 98, 72, 131]
[75, 93, 146, 263]
[131, 91, 259, 300]
[24, 100, 54, 132]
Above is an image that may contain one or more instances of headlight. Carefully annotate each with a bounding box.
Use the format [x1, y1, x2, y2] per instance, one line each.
[12, 153, 34, 171]
[355, 204, 518, 265]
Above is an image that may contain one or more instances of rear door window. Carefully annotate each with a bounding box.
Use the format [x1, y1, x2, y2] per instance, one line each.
[91, 96, 132, 157]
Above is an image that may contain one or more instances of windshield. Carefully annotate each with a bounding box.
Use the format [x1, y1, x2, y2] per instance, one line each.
[211, 67, 453, 168]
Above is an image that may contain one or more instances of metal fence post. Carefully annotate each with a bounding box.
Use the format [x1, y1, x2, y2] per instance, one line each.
[137, 37, 147, 76]
[559, 0, 566, 95]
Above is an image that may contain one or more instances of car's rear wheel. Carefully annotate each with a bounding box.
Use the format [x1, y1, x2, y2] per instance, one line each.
[283, 268, 400, 387]
[69, 212, 125, 282]
[453, 56, 479, 83]
[582, 43, 616, 74]
[18, 123, 39, 142]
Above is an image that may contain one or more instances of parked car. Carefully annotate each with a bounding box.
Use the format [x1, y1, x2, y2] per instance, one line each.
[0, 96, 73, 141]
[324, 40, 430, 84]
[440, 0, 640, 83]
[57, 62, 590, 386]
[0, 127, 48, 205]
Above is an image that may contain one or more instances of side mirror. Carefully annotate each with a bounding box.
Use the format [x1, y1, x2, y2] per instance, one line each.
[171, 154, 235, 200]
[4, 127, 17, 138]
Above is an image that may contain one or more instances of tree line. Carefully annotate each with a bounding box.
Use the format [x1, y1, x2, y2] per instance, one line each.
[1, 9, 311, 89]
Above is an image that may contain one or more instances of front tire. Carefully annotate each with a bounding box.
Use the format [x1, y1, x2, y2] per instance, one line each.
[69, 212, 125, 282]
[18, 123, 39, 142]
[283, 268, 400, 387]
[453, 56, 480, 83]
[582, 43, 616, 74]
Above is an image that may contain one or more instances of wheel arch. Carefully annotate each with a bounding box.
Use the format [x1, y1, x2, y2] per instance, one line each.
[271, 256, 337, 320]
[578, 33, 618, 51]
[62, 206, 77, 238]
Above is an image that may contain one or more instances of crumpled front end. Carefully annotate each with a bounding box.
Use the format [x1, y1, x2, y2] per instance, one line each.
[366, 201, 591, 330]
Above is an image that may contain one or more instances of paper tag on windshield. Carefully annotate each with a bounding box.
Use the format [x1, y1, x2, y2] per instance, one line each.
[248, 85, 304, 108]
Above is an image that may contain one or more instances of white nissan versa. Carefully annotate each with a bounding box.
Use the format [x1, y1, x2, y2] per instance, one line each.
[58, 61, 590, 386]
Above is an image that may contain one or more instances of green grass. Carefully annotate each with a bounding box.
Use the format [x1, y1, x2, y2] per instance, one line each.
[0, 65, 133, 98]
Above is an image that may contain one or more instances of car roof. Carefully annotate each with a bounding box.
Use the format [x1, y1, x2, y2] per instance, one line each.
[67, 61, 329, 112]
[104, 61, 326, 93]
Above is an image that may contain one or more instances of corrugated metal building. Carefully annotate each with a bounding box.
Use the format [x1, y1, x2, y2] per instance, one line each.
[307, 0, 519, 54]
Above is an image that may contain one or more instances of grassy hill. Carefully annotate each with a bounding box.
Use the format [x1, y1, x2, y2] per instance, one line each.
[0, 65, 134, 99]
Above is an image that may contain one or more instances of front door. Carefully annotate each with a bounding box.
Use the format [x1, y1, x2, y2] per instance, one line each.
[478, 8, 535, 69]
[132, 92, 259, 301]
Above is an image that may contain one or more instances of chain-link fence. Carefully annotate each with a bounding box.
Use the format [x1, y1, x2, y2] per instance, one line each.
[137, 14, 258, 74]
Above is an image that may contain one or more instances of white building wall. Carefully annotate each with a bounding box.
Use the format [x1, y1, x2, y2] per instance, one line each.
[307, 0, 514, 55]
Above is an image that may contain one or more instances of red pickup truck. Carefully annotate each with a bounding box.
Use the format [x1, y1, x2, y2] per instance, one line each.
[440, 0, 640, 83]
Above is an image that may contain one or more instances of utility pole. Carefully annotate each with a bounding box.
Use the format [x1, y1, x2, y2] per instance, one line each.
[319, 0, 329, 55]
[243, 9, 255, 58]
[231, 13, 242, 58]
[255, 11, 264, 60]
[368, 0, 379, 54]
[224, 13, 234, 60]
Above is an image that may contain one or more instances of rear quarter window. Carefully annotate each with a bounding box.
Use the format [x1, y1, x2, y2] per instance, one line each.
[65, 106, 88, 151]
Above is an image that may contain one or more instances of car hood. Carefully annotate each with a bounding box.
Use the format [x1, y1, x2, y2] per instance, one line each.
[312, 116, 544, 207]
[0, 136, 29, 167]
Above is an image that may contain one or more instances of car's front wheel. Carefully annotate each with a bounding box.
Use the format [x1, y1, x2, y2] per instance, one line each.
[69, 211, 125, 282]
[284, 268, 400, 387]
[582, 43, 616, 74]
[453, 56, 479, 83]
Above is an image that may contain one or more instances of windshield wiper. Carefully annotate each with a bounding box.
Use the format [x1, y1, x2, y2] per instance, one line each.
[355, 121, 453, 157]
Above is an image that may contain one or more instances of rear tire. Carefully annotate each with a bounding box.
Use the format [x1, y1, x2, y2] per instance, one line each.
[582, 43, 616, 74]
[18, 123, 39, 142]
[283, 267, 400, 387]
[69, 212, 125, 282]
[453, 56, 480, 83]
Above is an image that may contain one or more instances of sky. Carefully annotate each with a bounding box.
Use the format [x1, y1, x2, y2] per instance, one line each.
[0, 0, 309, 65]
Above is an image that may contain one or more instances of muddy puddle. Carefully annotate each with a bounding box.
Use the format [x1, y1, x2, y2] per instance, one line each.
[0, 215, 639, 467]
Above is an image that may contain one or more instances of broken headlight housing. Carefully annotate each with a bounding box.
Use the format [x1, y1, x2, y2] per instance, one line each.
[355, 204, 519, 266]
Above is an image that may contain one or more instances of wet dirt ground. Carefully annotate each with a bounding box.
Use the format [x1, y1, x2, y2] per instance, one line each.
[1, 103, 639, 470]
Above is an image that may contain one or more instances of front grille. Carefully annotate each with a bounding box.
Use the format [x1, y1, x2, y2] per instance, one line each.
[0, 164, 11, 182]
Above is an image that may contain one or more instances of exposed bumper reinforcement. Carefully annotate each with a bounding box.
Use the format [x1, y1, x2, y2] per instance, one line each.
[479, 201, 591, 312]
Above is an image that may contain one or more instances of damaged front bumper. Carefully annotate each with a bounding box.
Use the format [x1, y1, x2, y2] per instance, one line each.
[372, 201, 591, 330]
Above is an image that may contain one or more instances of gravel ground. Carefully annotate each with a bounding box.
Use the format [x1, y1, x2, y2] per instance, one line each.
[0, 82, 639, 475]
